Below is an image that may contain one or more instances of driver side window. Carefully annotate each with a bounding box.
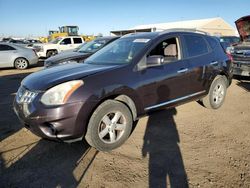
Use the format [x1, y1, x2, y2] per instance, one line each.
[149, 37, 180, 63]
[60, 38, 72, 45]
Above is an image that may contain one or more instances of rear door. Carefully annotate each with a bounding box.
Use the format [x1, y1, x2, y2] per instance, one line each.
[137, 35, 191, 110]
[72, 37, 83, 48]
[0, 44, 16, 68]
[182, 34, 214, 94]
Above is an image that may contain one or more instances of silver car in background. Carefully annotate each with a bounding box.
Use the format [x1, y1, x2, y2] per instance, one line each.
[0, 43, 38, 69]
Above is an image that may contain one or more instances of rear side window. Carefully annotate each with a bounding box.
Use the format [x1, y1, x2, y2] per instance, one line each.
[206, 36, 226, 53]
[183, 35, 209, 57]
[0, 44, 16, 51]
[206, 37, 219, 49]
[73, 38, 82, 44]
[206, 37, 220, 49]
[60, 38, 72, 45]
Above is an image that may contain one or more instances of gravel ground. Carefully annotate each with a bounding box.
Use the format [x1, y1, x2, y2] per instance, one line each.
[0, 67, 249, 188]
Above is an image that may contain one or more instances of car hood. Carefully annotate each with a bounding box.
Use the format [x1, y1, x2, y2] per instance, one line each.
[22, 63, 119, 91]
[235, 15, 250, 41]
[46, 51, 91, 63]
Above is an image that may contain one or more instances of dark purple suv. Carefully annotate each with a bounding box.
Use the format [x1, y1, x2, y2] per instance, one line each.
[14, 30, 232, 151]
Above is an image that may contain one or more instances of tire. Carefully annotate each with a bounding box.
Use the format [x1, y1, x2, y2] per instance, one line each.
[201, 76, 227, 109]
[46, 50, 57, 58]
[85, 100, 133, 151]
[14, 58, 29, 70]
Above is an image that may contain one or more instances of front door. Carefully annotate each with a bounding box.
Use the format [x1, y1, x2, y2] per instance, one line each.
[136, 36, 191, 111]
[58, 38, 73, 52]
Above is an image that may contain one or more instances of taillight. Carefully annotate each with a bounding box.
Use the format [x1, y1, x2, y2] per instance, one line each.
[33, 49, 38, 57]
[227, 53, 233, 61]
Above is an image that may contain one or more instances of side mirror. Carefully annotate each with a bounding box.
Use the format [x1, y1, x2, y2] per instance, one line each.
[146, 55, 164, 67]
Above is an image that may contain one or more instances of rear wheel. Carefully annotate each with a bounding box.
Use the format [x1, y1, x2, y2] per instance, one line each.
[201, 76, 227, 109]
[85, 100, 133, 151]
[14, 58, 29, 69]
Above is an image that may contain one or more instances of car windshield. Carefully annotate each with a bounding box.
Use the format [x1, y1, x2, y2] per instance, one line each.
[74, 43, 86, 51]
[49, 38, 62, 44]
[78, 39, 108, 53]
[220, 37, 240, 44]
[85, 38, 149, 65]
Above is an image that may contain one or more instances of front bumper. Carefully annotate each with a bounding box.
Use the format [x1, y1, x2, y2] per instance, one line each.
[232, 61, 250, 76]
[13, 96, 85, 141]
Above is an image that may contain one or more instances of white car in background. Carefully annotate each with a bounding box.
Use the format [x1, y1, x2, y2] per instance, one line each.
[33, 36, 84, 58]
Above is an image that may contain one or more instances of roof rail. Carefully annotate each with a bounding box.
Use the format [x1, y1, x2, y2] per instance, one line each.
[160, 28, 210, 35]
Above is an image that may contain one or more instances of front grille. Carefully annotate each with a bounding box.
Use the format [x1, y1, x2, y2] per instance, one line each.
[16, 86, 38, 104]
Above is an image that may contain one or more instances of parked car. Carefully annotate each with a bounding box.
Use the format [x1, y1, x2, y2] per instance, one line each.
[44, 36, 119, 68]
[5, 39, 30, 47]
[25, 39, 42, 48]
[33, 36, 84, 59]
[0, 42, 38, 69]
[228, 15, 250, 77]
[218, 36, 240, 46]
[1, 37, 12, 42]
[14, 30, 232, 151]
[25, 39, 42, 44]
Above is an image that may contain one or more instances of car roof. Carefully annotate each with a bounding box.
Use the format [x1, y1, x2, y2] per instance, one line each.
[0, 42, 28, 49]
[121, 29, 208, 40]
[60, 36, 82, 39]
[94, 36, 120, 41]
[96, 36, 119, 40]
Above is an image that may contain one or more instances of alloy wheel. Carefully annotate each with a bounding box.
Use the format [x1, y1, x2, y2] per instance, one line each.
[212, 83, 225, 105]
[15, 58, 28, 69]
[98, 111, 126, 144]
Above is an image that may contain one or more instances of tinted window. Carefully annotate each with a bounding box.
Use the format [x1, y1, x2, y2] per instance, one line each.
[0, 44, 16, 51]
[206, 37, 226, 52]
[206, 37, 218, 49]
[78, 39, 107, 53]
[73, 38, 82, 44]
[60, 38, 71, 45]
[183, 35, 209, 57]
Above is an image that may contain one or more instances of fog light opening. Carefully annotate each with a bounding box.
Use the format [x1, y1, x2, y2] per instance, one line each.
[41, 123, 57, 137]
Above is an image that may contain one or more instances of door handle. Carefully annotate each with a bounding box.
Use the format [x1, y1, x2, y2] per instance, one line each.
[177, 68, 188, 73]
[210, 61, 218, 65]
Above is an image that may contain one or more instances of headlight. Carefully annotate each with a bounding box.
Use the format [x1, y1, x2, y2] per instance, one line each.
[39, 46, 44, 52]
[41, 80, 83, 106]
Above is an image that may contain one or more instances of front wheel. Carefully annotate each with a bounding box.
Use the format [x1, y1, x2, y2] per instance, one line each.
[201, 76, 227, 109]
[85, 100, 133, 151]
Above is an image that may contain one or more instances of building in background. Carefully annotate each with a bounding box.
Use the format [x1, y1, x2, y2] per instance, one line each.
[111, 17, 237, 36]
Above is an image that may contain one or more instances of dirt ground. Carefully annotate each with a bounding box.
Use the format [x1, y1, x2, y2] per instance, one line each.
[0, 67, 249, 188]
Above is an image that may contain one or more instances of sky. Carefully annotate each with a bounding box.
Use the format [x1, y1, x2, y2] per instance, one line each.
[0, 0, 249, 37]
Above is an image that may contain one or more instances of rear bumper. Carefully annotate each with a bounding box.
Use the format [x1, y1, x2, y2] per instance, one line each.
[232, 61, 250, 76]
[28, 56, 39, 65]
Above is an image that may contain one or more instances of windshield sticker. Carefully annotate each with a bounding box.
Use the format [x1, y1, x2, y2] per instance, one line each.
[133, 39, 150, 43]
